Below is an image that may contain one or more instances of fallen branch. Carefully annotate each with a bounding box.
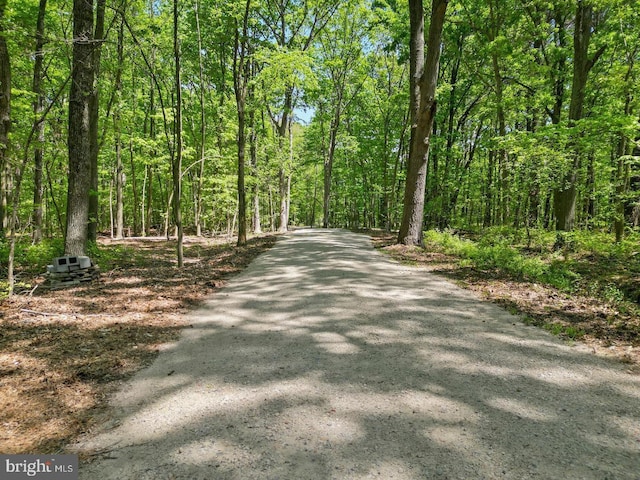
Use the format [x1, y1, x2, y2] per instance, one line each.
[19, 309, 115, 318]
[20, 309, 59, 316]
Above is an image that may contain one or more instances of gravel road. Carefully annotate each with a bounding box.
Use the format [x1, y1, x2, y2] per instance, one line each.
[73, 229, 640, 479]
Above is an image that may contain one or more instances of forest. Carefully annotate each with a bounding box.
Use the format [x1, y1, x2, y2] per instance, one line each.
[0, 0, 639, 280]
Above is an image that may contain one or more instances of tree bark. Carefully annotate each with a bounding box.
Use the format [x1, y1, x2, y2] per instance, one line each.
[398, 0, 448, 246]
[553, 1, 604, 231]
[115, 133, 124, 238]
[613, 45, 637, 242]
[491, 50, 509, 225]
[277, 89, 292, 233]
[322, 114, 340, 228]
[31, 0, 47, 243]
[65, 0, 95, 256]
[173, 0, 184, 265]
[194, 0, 206, 236]
[114, 18, 125, 239]
[233, 0, 251, 245]
[87, 0, 105, 242]
[0, 0, 10, 237]
[249, 107, 262, 233]
[145, 59, 156, 236]
[129, 139, 139, 235]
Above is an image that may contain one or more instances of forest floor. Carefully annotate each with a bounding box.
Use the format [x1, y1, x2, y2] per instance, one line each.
[1, 228, 639, 463]
[0, 234, 277, 454]
[368, 231, 640, 370]
[71, 229, 639, 479]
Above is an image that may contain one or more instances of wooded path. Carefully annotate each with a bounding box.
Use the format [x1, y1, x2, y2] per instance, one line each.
[74, 229, 640, 479]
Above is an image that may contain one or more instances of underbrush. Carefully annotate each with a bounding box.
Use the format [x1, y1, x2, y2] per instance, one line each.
[422, 228, 640, 313]
[0, 238, 141, 298]
[375, 227, 639, 355]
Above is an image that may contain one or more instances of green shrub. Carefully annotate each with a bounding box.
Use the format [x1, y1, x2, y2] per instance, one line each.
[0, 238, 65, 275]
[423, 229, 578, 290]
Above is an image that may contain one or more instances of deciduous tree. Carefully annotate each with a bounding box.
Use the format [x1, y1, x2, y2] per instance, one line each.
[398, 0, 448, 246]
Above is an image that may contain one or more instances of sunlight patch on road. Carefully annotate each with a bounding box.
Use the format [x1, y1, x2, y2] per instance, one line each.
[423, 425, 477, 449]
[312, 331, 361, 354]
[345, 325, 411, 345]
[610, 381, 640, 400]
[91, 378, 326, 446]
[358, 460, 418, 479]
[485, 397, 557, 422]
[400, 391, 479, 422]
[478, 332, 566, 350]
[172, 437, 260, 468]
[526, 366, 598, 387]
[602, 414, 640, 451]
[277, 404, 364, 445]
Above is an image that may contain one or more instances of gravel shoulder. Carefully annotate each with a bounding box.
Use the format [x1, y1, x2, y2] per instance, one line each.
[71, 229, 640, 479]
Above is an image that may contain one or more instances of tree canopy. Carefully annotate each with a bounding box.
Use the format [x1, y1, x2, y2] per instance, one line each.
[0, 0, 638, 266]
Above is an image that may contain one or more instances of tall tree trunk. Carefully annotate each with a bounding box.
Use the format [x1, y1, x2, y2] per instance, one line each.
[278, 166, 288, 232]
[173, 0, 184, 265]
[613, 47, 637, 242]
[194, 0, 206, 236]
[145, 72, 156, 236]
[65, 0, 95, 256]
[614, 126, 633, 243]
[0, 0, 9, 238]
[144, 164, 153, 235]
[484, 149, 495, 227]
[322, 113, 340, 228]
[485, 1, 509, 226]
[87, 0, 106, 242]
[233, 0, 251, 246]
[550, 6, 568, 125]
[129, 139, 139, 235]
[31, 0, 47, 243]
[277, 88, 293, 233]
[311, 160, 318, 227]
[0, 0, 13, 293]
[389, 106, 410, 231]
[438, 33, 462, 228]
[398, 0, 448, 246]
[491, 50, 509, 225]
[114, 18, 125, 239]
[398, 0, 425, 243]
[553, 1, 604, 231]
[114, 128, 124, 238]
[250, 108, 262, 233]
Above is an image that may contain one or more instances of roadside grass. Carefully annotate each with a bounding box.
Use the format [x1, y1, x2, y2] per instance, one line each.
[423, 228, 640, 310]
[0, 234, 277, 454]
[373, 228, 640, 366]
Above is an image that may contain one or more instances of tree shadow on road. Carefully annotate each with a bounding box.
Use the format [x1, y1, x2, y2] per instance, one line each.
[73, 229, 640, 480]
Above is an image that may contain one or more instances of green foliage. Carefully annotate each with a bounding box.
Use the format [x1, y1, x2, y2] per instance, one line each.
[423, 230, 579, 291]
[0, 238, 64, 275]
[1, 0, 640, 262]
[86, 242, 139, 270]
[0, 238, 65, 298]
[422, 228, 640, 313]
[543, 322, 585, 340]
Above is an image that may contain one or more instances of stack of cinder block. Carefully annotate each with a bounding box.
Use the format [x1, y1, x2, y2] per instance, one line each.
[45, 255, 100, 289]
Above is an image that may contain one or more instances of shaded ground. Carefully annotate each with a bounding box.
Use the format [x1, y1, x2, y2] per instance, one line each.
[369, 232, 640, 370]
[73, 229, 640, 479]
[0, 235, 276, 454]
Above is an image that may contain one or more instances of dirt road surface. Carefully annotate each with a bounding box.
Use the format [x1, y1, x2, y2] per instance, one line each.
[72, 229, 640, 479]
